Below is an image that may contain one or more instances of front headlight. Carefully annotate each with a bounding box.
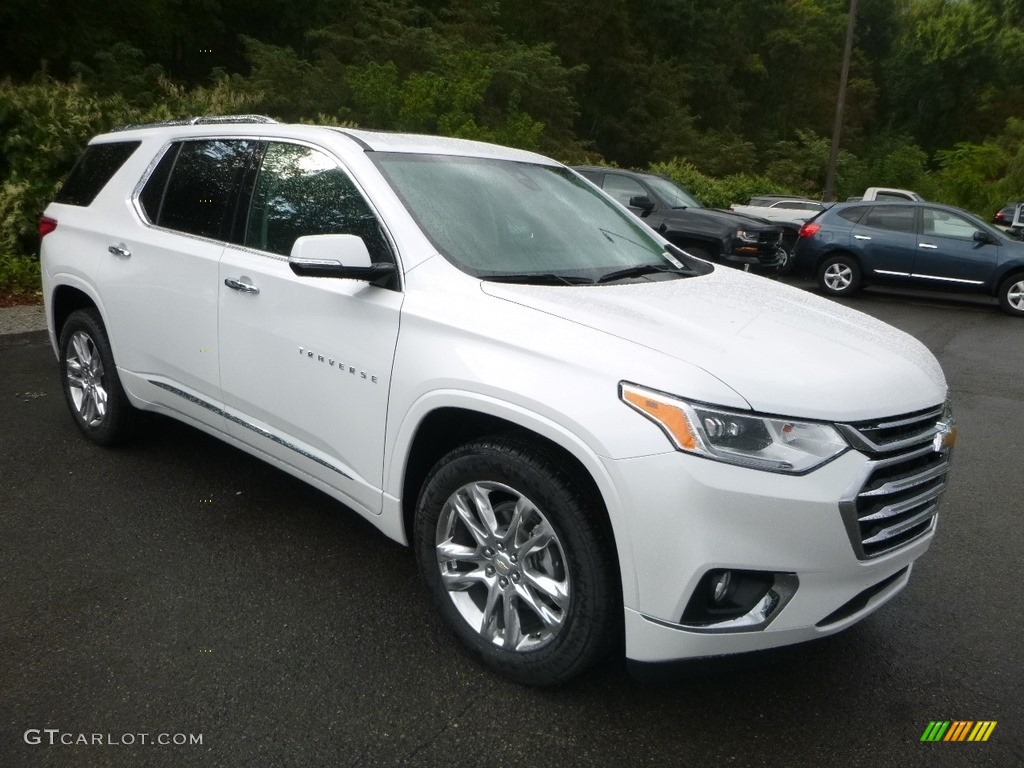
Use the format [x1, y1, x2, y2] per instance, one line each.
[735, 229, 760, 243]
[620, 382, 849, 473]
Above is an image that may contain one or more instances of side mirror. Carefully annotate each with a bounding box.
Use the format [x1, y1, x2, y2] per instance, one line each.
[288, 234, 396, 282]
[629, 195, 656, 216]
[972, 230, 996, 245]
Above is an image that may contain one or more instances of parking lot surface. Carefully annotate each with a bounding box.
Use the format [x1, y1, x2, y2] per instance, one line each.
[1, 283, 1021, 767]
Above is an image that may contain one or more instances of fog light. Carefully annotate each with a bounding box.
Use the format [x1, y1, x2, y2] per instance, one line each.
[711, 570, 733, 604]
[681, 569, 778, 626]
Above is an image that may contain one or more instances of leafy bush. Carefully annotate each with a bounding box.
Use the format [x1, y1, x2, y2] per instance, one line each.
[649, 159, 796, 208]
[0, 73, 259, 297]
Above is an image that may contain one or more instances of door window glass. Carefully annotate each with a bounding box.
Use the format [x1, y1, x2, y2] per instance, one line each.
[141, 139, 256, 240]
[863, 206, 916, 234]
[601, 173, 649, 208]
[922, 209, 981, 241]
[245, 142, 391, 261]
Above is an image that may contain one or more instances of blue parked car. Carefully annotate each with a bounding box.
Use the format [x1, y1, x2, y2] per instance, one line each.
[793, 201, 1024, 316]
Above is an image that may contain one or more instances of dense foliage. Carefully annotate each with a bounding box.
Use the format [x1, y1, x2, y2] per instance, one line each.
[2, 0, 1024, 296]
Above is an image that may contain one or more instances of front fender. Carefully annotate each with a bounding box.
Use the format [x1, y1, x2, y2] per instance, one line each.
[384, 388, 640, 607]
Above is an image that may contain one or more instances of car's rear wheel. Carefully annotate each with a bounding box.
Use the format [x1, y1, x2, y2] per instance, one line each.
[58, 308, 139, 445]
[817, 254, 862, 296]
[997, 273, 1024, 316]
[413, 435, 618, 686]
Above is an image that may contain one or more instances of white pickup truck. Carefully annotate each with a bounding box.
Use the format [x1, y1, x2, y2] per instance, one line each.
[847, 187, 924, 202]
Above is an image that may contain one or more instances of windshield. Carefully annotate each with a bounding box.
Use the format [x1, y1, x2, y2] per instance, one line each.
[372, 153, 681, 281]
[644, 175, 702, 209]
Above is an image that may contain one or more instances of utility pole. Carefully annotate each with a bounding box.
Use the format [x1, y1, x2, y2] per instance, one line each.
[823, 0, 858, 202]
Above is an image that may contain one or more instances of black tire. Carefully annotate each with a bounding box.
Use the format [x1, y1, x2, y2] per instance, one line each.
[413, 435, 619, 686]
[58, 308, 140, 445]
[817, 253, 862, 296]
[997, 273, 1024, 316]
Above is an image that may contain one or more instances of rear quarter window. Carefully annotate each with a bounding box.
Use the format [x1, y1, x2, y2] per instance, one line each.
[54, 141, 141, 206]
[837, 206, 868, 224]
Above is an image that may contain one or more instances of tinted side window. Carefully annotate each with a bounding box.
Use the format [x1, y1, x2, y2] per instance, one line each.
[837, 206, 868, 224]
[147, 140, 256, 240]
[54, 141, 141, 206]
[601, 173, 647, 208]
[244, 142, 391, 261]
[863, 206, 916, 234]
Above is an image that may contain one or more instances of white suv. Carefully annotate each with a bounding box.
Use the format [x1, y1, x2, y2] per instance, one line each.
[40, 116, 955, 685]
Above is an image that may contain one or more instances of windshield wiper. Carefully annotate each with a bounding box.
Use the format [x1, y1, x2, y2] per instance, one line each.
[483, 273, 594, 286]
[596, 263, 694, 284]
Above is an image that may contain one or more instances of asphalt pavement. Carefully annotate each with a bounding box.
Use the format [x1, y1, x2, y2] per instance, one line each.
[1, 285, 1022, 767]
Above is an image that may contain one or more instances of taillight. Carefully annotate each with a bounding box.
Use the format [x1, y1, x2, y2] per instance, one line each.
[38, 216, 58, 238]
[798, 222, 820, 238]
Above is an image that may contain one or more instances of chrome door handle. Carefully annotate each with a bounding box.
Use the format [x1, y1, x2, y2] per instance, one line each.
[108, 244, 132, 258]
[224, 277, 260, 295]
[854, 235, 871, 240]
[919, 243, 938, 249]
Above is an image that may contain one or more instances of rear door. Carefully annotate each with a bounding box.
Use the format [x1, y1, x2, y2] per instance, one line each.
[217, 140, 403, 515]
[101, 138, 257, 427]
[850, 205, 919, 279]
[914, 207, 998, 287]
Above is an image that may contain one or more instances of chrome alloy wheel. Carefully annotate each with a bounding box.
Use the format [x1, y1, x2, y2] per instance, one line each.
[1007, 278, 1024, 311]
[65, 330, 108, 427]
[435, 481, 570, 652]
[823, 262, 854, 291]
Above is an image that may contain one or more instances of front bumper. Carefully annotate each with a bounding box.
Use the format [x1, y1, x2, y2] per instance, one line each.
[723, 239, 785, 269]
[605, 449, 936, 663]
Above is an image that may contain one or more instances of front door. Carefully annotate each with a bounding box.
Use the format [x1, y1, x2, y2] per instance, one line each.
[218, 141, 403, 515]
[914, 207, 998, 287]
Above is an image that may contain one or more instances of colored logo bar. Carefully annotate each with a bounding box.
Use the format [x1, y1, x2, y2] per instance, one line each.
[920, 721, 997, 742]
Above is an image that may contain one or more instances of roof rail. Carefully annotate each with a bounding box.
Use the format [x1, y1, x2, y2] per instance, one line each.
[112, 115, 277, 132]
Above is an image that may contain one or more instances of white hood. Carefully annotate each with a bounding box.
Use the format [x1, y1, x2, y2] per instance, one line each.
[481, 268, 946, 422]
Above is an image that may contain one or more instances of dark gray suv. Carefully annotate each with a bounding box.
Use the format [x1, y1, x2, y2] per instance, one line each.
[793, 201, 1024, 316]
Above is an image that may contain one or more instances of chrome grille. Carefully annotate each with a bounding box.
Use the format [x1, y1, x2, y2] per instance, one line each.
[838, 407, 951, 559]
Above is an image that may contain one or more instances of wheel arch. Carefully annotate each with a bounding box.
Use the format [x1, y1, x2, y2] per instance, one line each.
[389, 396, 636, 606]
[815, 248, 863, 274]
[51, 283, 101, 342]
[992, 265, 1024, 298]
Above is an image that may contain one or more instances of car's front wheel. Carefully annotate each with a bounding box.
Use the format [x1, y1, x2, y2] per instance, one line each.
[413, 435, 619, 685]
[775, 246, 795, 275]
[58, 308, 139, 445]
[997, 273, 1024, 316]
[817, 253, 862, 296]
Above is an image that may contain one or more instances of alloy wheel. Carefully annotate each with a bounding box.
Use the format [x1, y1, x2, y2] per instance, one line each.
[434, 481, 570, 652]
[65, 330, 108, 427]
[823, 262, 853, 291]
